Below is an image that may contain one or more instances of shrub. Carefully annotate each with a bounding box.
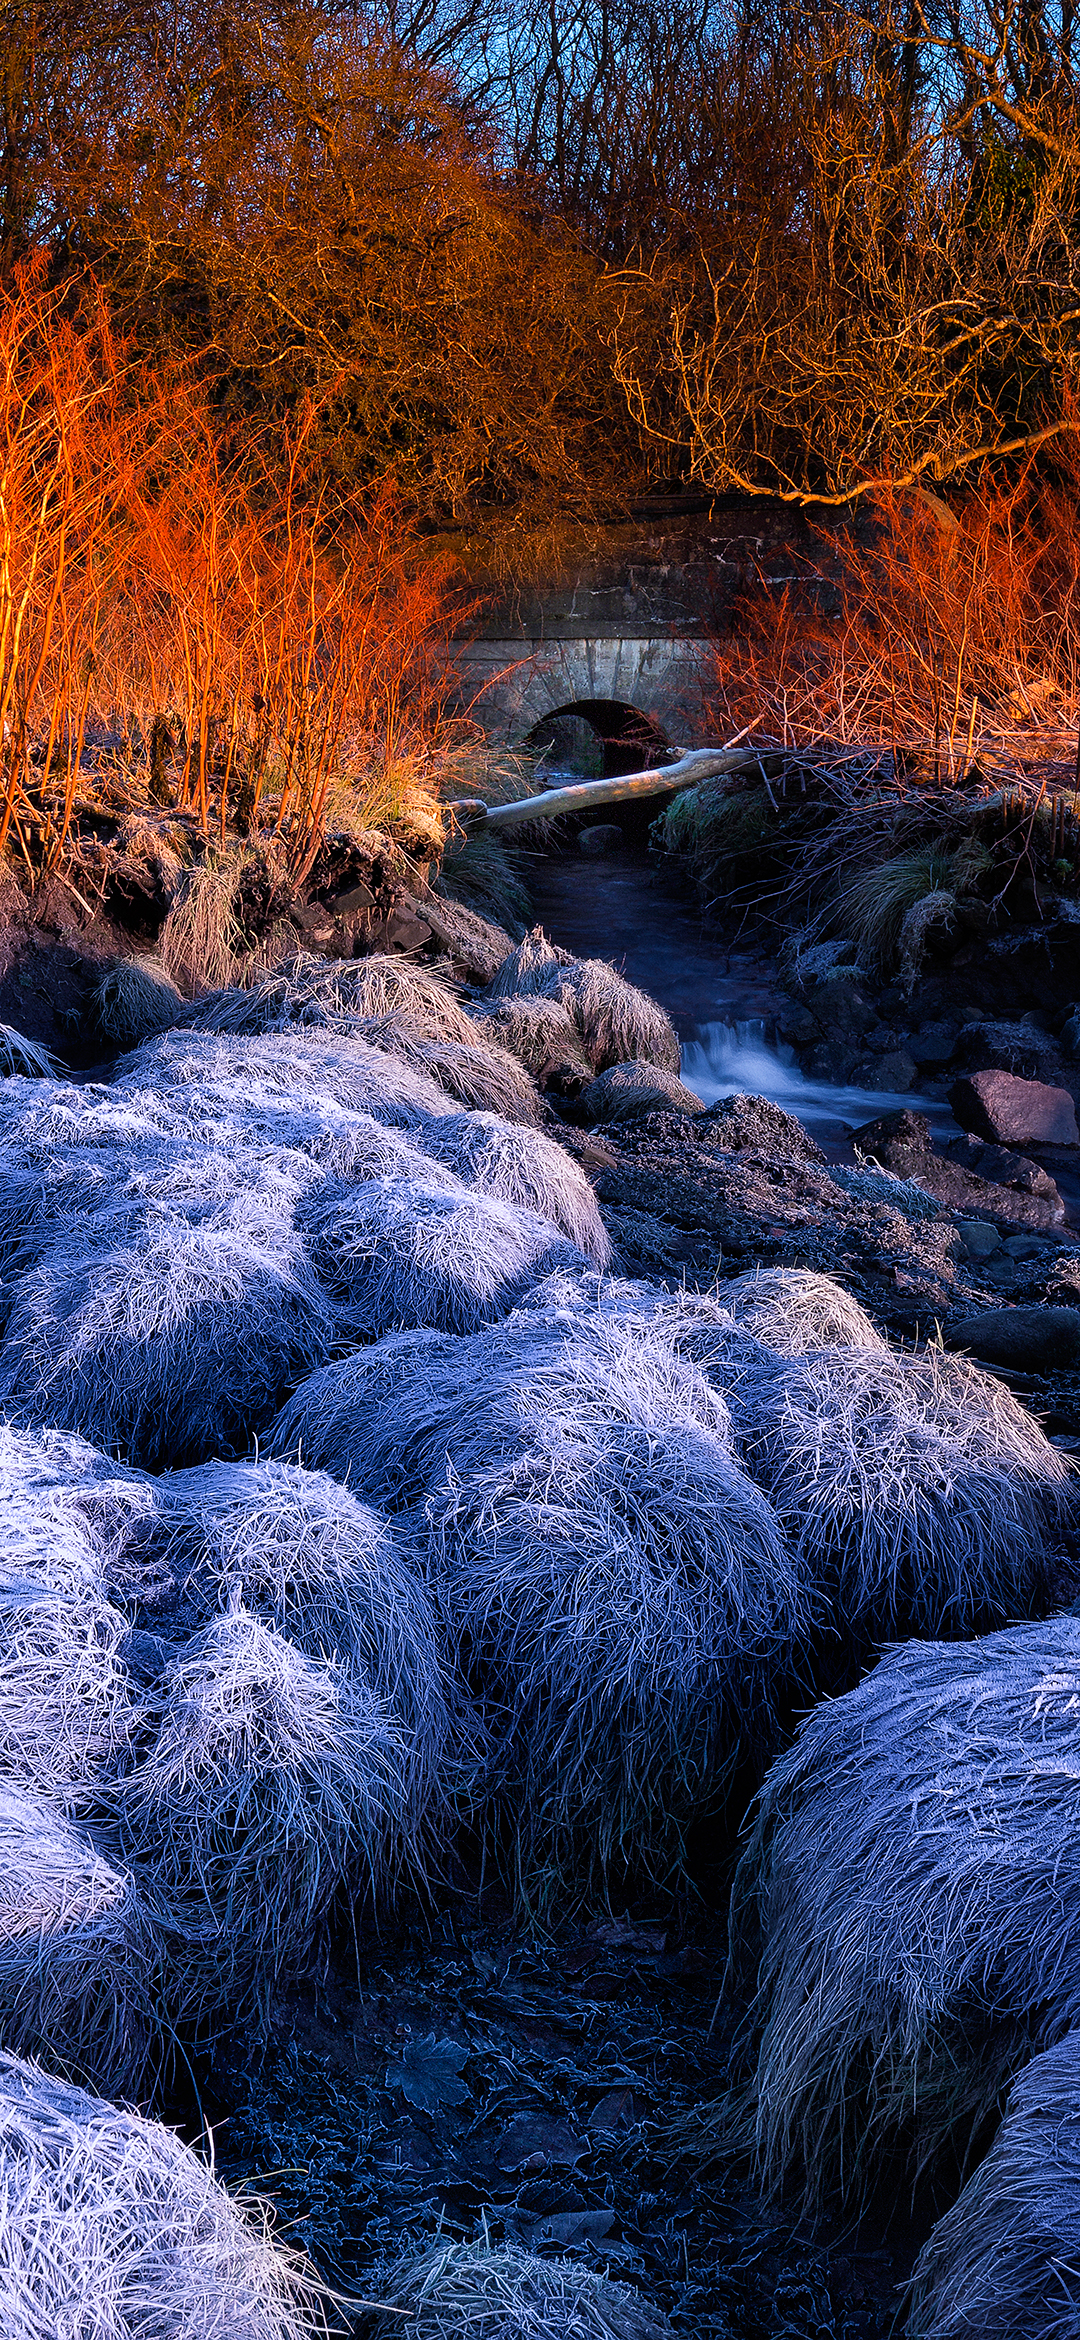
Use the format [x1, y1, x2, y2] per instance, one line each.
[0, 1213, 334, 1468]
[0, 2049, 321, 2337]
[119, 1609, 407, 2007]
[363, 2240, 674, 2339]
[414, 1109, 611, 1264]
[735, 1618, 1080, 2209]
[0, 1785, 152, 2092]
[300, 1175, 578, 1336]
[734, 1343, 1072, 1637]
[908, 2030, 1080, 2340]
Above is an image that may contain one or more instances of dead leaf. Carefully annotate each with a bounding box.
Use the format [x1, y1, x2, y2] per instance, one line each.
[495, 2111, 589, 2172]
[385, 2035, 470, 2111]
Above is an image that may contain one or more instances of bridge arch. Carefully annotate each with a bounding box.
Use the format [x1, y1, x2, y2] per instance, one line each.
[523, 697, 670, 777]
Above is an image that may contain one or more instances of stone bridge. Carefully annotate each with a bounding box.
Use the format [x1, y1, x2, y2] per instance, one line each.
[448, 496, 818, 763]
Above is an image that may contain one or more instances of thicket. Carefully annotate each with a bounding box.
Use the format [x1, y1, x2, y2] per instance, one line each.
[3, 0, 1080, 874]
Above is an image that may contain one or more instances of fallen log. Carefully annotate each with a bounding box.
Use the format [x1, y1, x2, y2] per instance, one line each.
[443, 732, 757, 839]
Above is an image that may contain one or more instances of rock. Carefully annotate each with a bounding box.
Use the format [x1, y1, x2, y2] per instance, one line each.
[700, 1092, 825, 1164]
[577, 823, 623, 857]
[955, 1219, 1002, 1260]
[954, 1018, 1061, 1081]
[949, 1069, 1079, 1147]
[851, 1107, 1065, 1231]
[944, 1306, 1080, 1373]
[851, 1108, 934, 1177]
[1061, 1008, 1080, 1057]
[945, 1134, 1064, 1213]
[866, 1048, 918, 1092]
[581, 1061, 704, 1123]
[1002, 1234, 1048, 1260]
[909, 1021, 959, 1068]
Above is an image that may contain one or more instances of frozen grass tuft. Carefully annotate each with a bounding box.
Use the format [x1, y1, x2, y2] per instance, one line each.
[0, 1582, 138, 1800]
[363, 2239, 674, 2338]
[115, 1026, 457, 1125]
[483, 926, 569, 1001]
[413, 1110, 611, 1264]
[90, 959, 185, 1046]
[723, 1268, 888, 1356]
[0, 2048, 322, 2337]
[0, 1785, 151, 2092]
[580, 1060, 705, 1120]
[120, 1608, 408, 2007]
[299, 1175, 579, 1336]
[735, 1342, 1072, 1636]
[908, 2030, 1080, 2340]
[0, 1214, 334, 1467]
[0, 1026, 60, 1080]
[191, 950, 478, 1044]
[276, 1311, 801, 1886]
[468, 994, 595, 1088]
[736, 1617, 1080, 2210]
[145, 1457, 457, 1829]
[354, 1015, 543, 1123]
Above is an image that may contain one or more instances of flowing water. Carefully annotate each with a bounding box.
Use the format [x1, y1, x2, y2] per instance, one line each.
[527, 845, 958, 1148]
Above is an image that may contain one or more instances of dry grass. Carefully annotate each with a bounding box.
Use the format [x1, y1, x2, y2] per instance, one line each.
[363, 2239, 674, 2338]
[0, 1028, 59, 1079]
[0, 2048, 323, 2337]
[482, 927, 680, 1073]
[468, 995, 595, 1090]
[116, 1028, 457, 1127]
[144, 1457, 457, 1834]
[581, 1061, 704, 1121]
[120, 1608, 407, 2007]
[353, 1016, 543, 1125]
[908, 2030, 1080, 2340]
[734, 1341, 1071, 1638]
[414, 1110, 611, 1265]
[191, 953, 477, 1046]
[735, 1617, 1080, 2210]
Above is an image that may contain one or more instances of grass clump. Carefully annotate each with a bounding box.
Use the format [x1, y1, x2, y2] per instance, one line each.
[482, 926, 680, 1073]
[0, 1785, 152, 2093]
[0, 2049, 322, 2338]
[468, 994, 595, 1091]
[120, 1608, 407, 2009]
[734, 1340, 1070, 1638]
[191, 952, 478, 1045]
[0, 1027, 61, 1080]
[354, 1016, 543, 1124]
[89, 960, 186, 1047]
[0, 1213, 334, 1468]
[414, 1109, 612, 1264]
[735, 1617, 1080, 2211]
[723, 1267, 887, 1356]
[144, 1456, 457, 1829]
[363, 2239, 674, 2338]
[837, 835, 990, 973]
[908, 2030, 1080, 2340]
[116, 1026, 457, 1126]
[581, 1060, 704, 1121]
[299, 1175, 578, 1337]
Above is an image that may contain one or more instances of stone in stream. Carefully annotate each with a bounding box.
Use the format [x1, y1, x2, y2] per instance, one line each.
[949, 1069, 1079, 1147]
[851, 1108, 1065, 1230]
[577, 823, 623, 857]
[945, 1305, 1080, 1373]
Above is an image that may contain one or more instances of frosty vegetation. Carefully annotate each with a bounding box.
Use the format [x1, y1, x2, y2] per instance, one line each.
[0, 934, 1075, 2334]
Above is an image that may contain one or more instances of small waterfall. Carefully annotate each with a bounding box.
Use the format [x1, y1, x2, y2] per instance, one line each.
[681, 1019, 954, 1138]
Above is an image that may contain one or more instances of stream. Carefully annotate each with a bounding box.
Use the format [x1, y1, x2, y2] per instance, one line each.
[528, 845, 959, 1149]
